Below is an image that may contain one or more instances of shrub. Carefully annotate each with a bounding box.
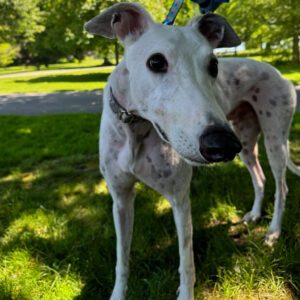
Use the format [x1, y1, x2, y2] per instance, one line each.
[0, 43, 19, 67]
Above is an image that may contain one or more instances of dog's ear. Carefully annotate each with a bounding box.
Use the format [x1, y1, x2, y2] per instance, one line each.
[84, 3, 153, 45]
[190, 13, 241, 48]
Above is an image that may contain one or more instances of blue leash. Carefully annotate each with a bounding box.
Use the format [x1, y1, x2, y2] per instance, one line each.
[163, 0, 229, 25]
[163, 0, 184, 25]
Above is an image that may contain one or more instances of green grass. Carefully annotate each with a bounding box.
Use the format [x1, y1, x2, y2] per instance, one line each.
[276, 65, 300, 85]
[0, 57, 105, 76]
[0, 113, 299, 299]
[0, 68, 113, 94]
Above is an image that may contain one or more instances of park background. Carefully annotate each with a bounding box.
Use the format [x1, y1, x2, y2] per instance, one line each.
[0, 0, 299, 299]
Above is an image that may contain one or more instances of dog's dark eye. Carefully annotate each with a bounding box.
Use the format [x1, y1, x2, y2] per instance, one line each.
[147, 53, 168, 73]
[208, 57, 218, 78]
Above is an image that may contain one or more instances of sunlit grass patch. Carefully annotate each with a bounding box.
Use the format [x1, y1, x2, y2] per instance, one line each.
[155, 196, 172, 215]
[0, 249, 83, 299]
[209, 201, 240, 225]
[213, 255, 291, 299]
[0, 67, 113, 94]
[94, 179, 109, 196]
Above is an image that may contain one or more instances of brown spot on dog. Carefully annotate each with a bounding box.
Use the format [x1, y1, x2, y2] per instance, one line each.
[235, 78, 240, 86]
[243, 149, 249, 155]
[282, 100, 289, 105]
[260, 72, 270, 81]
[104, 158, 111, 165]
[163, 170, 172, 178]
[269, 99, 277, 106]
[255, 87, 260, 93]
[154, 109, 165, 117]
[227, 102, 256, 123]
[252, 95, 258, 102]
[259, 110, 263, 115]
[266, 111, 271, 117]
[282, 93, 289, 99]
[146, 156, 152, 163]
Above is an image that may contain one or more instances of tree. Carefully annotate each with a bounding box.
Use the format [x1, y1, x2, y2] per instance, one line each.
[0, 0, 44, 44]
[218, 0, 300, 63]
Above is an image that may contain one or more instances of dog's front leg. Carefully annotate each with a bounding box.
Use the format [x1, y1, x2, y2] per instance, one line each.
[107, 179, 136, 300]
[171, 190, 195, 300]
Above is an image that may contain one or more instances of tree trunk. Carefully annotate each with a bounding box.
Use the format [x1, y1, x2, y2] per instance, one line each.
[292, 34, 299, 64]
[102, 57, 113, 66]
[115, 41, 119, 65]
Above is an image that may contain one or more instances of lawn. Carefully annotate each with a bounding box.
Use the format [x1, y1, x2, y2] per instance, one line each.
[0, 113, 299, 299]
[276, 65, 300, 85]
[0, 67, 113, 94]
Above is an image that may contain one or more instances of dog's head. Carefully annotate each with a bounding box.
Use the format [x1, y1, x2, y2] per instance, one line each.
[85, 3, 242, 165]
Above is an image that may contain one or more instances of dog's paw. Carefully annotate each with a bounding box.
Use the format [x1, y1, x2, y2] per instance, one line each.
[242, 210, 261, 223]
[264, 230, 280, 247]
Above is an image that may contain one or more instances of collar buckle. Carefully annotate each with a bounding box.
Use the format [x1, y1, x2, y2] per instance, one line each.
[118, 110, 136, 124]
[110, 87, 143, 124]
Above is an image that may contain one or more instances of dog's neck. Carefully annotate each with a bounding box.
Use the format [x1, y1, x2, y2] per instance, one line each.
[104, 62, 154, 169]
[108, 61, 153, 136]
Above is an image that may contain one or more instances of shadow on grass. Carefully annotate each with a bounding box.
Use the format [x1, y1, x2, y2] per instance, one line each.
[0, 170, 239, 299]
[0, 114, 299, 299]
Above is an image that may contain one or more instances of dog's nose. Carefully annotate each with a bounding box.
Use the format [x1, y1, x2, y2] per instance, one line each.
[199, 125, 242, 162]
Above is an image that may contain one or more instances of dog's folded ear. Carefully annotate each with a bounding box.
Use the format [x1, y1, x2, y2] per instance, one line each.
[190, 13, 241, 48]
[84, 3, 153, 45]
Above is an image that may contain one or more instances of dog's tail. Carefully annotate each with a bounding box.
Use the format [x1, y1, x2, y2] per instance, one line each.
[287, 141, 300, 176]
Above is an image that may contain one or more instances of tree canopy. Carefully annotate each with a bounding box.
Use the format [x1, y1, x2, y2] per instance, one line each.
[0, 0, 299, 66]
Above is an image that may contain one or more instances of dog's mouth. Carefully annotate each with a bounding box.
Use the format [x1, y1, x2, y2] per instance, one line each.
[154, 123, 169, 143]
[183, 156, 209, 166]
[153, 123, 210, 166]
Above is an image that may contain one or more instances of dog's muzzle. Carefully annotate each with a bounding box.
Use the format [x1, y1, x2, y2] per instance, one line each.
[199, 125, 242, 162]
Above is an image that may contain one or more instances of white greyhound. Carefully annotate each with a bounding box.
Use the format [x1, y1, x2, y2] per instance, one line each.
[85, 3, 299, 299]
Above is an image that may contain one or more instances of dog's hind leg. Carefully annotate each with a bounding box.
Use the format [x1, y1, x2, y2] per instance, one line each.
[228, 102, 266, 223]
[262, 126, 289, 246]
